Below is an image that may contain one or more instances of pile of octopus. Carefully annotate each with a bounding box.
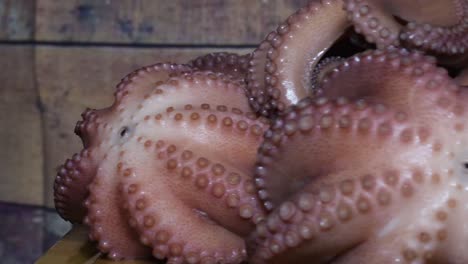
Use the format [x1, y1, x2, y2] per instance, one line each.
[53, 0, 468, 263]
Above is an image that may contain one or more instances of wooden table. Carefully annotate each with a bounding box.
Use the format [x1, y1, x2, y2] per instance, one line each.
[36, 226, 157, 264]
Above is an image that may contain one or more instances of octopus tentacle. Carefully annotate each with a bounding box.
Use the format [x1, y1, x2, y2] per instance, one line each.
[190, 52, 251, 82]
[309, 56, 344, 93]
[249, 171, 453, 264]
[250, 98, 416, 262]
[59, 66, 267, 261]
[246, 0, 349, 117]
[53, 148, 93, 222]
[246, 33, 277, 116]
[315, 48, 461, 117]
[343, 0, 468, 57]
[132, 71, 251, 121]
[79, 63, 192, 147]
[119, 145, 248, 263]
[131, 105, 269, 170]
[84, 147, 151, 260]
[254, 97, 424, 210]
[343, 0, 402, 47]
[331, 199, 452, 264]
[115, 63, 193, 105]
[257, 48, 464, 210]
[400, 0, 468, 56]
[250, 94, 468, 263]
[118, 107, 268, 263]
[54, 63, 191, 223]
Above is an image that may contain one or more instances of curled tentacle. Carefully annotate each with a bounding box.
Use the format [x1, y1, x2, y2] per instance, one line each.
[246, 0, 350, 117]
[315, 48, 461, 117]
[190, 52, 251, 82]
[53, 149, 94, 222]
[343, 0, 468, 59]
[399, 0, 468, 57]
[310, 56, 345, 93]
[246, 33, 278, 117]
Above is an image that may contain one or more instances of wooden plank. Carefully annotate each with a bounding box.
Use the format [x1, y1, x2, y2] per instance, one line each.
[0, 46, 44, 205]
[37, 46, 251, 207]
[0, 0, 34, 40]
[36, 226, 157, 264]
[36, 226, 99, 264]
[35, 0, 309, 44]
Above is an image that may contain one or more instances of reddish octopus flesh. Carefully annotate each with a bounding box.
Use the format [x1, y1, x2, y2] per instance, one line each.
[53, 0, 468, 263]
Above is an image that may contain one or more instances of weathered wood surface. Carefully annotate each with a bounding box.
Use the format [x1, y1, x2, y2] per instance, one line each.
[0, 0, 34, 40]
[35, 0, 308, 44]
[0, 46, 44, 205]
[36, 225, 157, 264]
[37, 46, 251, 207]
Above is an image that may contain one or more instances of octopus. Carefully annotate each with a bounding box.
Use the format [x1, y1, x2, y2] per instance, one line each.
[54, 61, 269, 263]
[53, 0, 468, 263]
[246, 0, 468, 117]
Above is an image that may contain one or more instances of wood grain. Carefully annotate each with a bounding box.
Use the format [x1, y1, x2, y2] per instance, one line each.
[0, 46, 44, 205]
[0, 0, 34, 40]
[37, 225, 157, 264]
[35, 0, 308, 44]
[37, 46, 250, 207]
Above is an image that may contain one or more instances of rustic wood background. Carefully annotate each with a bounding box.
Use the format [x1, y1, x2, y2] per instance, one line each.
[0, 0, 309, 208]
